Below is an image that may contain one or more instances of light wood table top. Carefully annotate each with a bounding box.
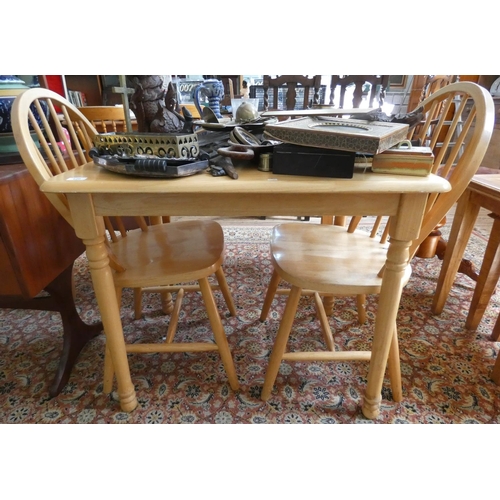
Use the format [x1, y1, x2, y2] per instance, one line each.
[41, 163, 450, 217]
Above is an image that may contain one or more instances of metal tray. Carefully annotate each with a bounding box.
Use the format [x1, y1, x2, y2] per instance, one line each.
[93, 156, 209, 178]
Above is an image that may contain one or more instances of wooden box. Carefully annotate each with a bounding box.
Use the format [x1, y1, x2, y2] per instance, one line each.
[272, 144, 355, 178]
[371, 143, 434, 176]
[264, 117, 409, 155]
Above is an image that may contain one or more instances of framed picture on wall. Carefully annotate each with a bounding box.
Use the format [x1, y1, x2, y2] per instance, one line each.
[389, 76, 408, 88]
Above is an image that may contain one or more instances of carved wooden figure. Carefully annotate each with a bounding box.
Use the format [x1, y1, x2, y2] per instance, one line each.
[128, 76, 187, 134]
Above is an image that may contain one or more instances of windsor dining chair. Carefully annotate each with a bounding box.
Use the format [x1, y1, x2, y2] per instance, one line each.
[12, 88, 239, 403]
[259, 82, 494, 402]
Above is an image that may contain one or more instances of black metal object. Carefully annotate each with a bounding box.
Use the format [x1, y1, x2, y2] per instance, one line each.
[272, 144, 356, 178]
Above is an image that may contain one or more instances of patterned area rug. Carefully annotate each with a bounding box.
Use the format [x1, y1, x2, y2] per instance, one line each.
[1, 222, 499, 424]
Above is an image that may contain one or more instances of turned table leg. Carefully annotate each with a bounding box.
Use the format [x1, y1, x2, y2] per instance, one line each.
[362, 237, 409, 419]
[68, 194, 137, 412]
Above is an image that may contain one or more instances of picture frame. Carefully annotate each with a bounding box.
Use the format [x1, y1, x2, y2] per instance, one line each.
[389, 75, 408, 88]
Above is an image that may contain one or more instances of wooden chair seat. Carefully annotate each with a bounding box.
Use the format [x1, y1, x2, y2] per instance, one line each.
[103, 218, 237, 393]
[259, 223, 412, 402]
[110, 220, 226, 287]
[263, 223, 411, 294]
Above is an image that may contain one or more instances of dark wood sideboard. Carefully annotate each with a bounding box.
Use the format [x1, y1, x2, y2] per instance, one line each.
[0, 160, 102, 396]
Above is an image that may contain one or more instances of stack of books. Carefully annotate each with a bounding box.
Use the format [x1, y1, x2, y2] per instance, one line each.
[67, 90, 87, 107]
[371, 142, 434, 176]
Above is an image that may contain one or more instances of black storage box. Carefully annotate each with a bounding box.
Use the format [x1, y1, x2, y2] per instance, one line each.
[272, 144, 355, 178]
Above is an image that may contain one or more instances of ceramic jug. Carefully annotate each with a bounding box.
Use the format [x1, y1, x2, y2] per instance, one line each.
[193, 79, 225, 119]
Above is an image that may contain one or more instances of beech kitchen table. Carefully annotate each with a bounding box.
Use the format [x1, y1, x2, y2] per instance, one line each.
[40, 163, 450, 418]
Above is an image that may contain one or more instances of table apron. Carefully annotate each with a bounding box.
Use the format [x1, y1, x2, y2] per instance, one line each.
[90, 192, 405, 218]
[470, 190, 500, 215]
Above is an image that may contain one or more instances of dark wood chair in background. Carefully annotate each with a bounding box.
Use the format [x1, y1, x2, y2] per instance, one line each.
[260, 76, 324, 222]
[329, 75, 390, 109]
[262, 75, 322, 114]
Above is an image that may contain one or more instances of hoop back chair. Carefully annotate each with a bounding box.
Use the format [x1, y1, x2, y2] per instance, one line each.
[347, 81, 494, 322]
[76, 104, 171, 319]
[12, 88, 239, 400]
[259, 82, 494, 402]
[407, 75, 457, 142]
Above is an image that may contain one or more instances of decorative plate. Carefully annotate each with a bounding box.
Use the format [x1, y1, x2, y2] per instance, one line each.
[232, 127, 261, 146]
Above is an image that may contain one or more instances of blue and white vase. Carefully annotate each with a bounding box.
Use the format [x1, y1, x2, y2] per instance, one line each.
[0, 75, 46, 153]
[193, 79, 225, 119]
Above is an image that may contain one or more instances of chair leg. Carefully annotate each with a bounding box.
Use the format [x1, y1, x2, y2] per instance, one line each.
[260, 269, 281, 321]
[387, 322, 402, 402]
[164, 288, 184, 344]
[356, 294, 367, 324]
[465, 216, 500, 331]
[133, 288, 142, 319]
[313, 292, 335, 351]
[198, 277, 239, 391]
[103, 345, 114, 394]
[161, 292, 174, 314]
[348, 216, 362, 233]
[262, 285, 302, 401]
[322, 294, 335, 316]
[136, 288, 173, 318]
[215, 267, 237, 316]
[369, 216, 384, 238]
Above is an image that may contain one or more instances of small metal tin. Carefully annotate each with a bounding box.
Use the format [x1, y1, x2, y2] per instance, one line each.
[258, 153, 272, 172]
